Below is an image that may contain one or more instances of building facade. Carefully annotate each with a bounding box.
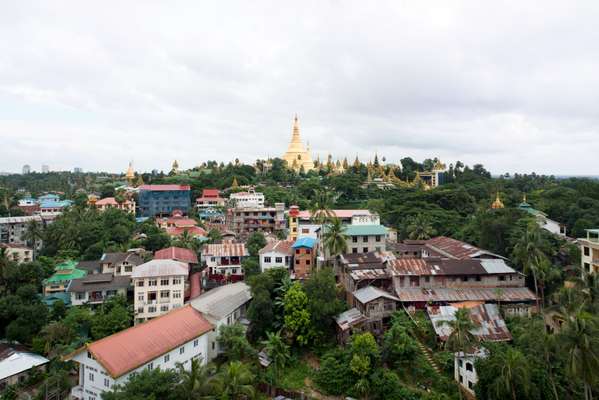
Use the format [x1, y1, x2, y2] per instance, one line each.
[229, 189, 265, 208]
[202, 242, 249, 277]
[292, 237, 317, 279]
[0, 215, 43, 247]
[100, 252, 145, 276]
[138, 184, 192, 217]
[259, 240, 293, 272]
[227, 203, 286, 236]
[580, 229, 599, 275]
[131, 259, 189, 324]
[68, 274, 131, 306]
[0, 244, 33, 264]
[95, 197, 136, 214]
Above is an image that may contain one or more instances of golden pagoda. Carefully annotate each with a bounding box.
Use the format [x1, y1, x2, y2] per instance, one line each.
[126, 162, 135, 185]
[171, 160, 179, 174]
[491, 192, 505, 209]
[282, 115, 314, 172]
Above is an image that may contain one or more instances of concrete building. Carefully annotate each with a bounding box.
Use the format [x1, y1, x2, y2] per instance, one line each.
[519, 198, 567, 237]
[579, 229, 599, 275]
[0, 244, 33, 264]
[67, 306, 212, 400]
[455, 349, 488, 396]
[100, 252, 145, 277]
[0, 343, 49, 391]
[68, 274, 131, 306]
[37, 194, 72, 215]
[95, 197, 136, 214]
[41, 165, 49, 173]
[202, 242, 249, 278]
[259, 240, 293, 272]
[132, 259, 189, 324]
[138, 184, 191, 217]
[21, 165, 31, 174]
[291, 237, 317, 279]
[229, 189, 265, 208]
[0, 215, 43, 247]
[196, 189, 225, 211]
[226, 203, 286, 236]
[189, 282, 252, 361]
[43, 260, 87, 295]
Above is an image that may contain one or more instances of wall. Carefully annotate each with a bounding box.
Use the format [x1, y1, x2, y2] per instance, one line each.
[133, 276, 186, 324]
[347, 234, 386, 254]
[260, 251, 291, 272]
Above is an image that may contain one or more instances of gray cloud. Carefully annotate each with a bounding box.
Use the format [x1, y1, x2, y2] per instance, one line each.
[1, 1, 598, 175]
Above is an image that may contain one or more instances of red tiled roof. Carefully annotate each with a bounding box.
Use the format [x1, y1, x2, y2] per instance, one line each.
[258, 240, 294, 255]
[165, 226, 207, 237]
[155, 247, 198, 264]
[82, 306, 213, 378]
[96, 197, 118, 206]
[139, 185, 191, 191]
[202, 189, 220, 198]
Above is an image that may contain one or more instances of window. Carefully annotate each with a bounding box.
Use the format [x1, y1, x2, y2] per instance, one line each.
[194, 339, 199, 347]
[137, 281, 144, 287]
[164, 354, 170, 362]
[352, 248, 358, 254]
[173, 291, 182, 299]
[585, 262, 591, 272]
[363, 247, 368, 253]
[147, 362, 154, 370]
[459, 374, 463, 383]
[148, 306, 156, 313]
[302, 228, 309, 234]
[148, 279, 157, 286]
[160, 279, 169, 286]
[296, 249, 300, 254]
[461, 276, 468, 282]
[104, 378, 110, 388]
[375, 235, 381, 242]
[89, 373, 94, 382]
[173, 278, 182, 285]
[275, 257, 282, 263]
[468, 381, 473, 389]
[232, 268, 237, 274]
[584, 246, 590, 256]
[352, 237, 358, 243]
[160, 290, 170, 298]
[212, 342, 215, 350]
[137, 307, 144, 313]
[306, 259, 310, 265]
[179, 346, 185, 354]
[76, 292, 86, 300]
[125, 266, 132, 272]
[296, 259, 300, 265]
[424, 276, 430, 283]
[466, 362, 473, 372]
[362, 236, 368, 243]
[160, 305, 169, 312]
[476, 276, 482, 282]
[499, 275, 506, 281]
[458, 359, 463, 367]
[87, 351, 93, 359]
[137, 293, 144, 301]
[264, 256, 271, 263]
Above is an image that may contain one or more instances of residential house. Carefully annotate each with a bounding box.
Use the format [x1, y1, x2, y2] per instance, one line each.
[0, 343, 49, 391]
[138, 184, 191, 217]
[342, 286, 399, 341]
[154, 246, 199, 267]
[67, 306, 213, 400]
[259, 240, 293, 272]
[202, 242, 249, 278]
[388, 236, 506, 261]
[455, 349, 488, 396]
[335, 308, 368, 344]
[226, 203, 286, 237]
[16, 198, 40, 215]
[295, 209, 376, 239]
[100, 252, 144, 276]
[196, 189, 225, 212]
[337, 251, 395, 304]
[579, 229, 599, 275]
[188, 282, 252, 361]
[95, 197, 136, 214]
[38, 194, 72, 215]
[132, 259, 189, 324]
[0, 244, 33, 264]
[68, 274, 131, 306]
[43, 260, 87, 295]
[291, 237, 317, 279]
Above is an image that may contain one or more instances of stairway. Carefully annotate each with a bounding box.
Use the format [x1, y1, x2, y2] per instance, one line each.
[415, 339, 442, 374]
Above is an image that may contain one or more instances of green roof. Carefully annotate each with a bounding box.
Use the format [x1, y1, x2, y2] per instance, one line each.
[55, 260, 79, 271]
[345, 225, 388, 236]
[45, 268, 87, 284]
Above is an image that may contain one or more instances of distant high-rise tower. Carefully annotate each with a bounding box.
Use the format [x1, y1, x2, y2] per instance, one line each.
[22, 165, 31, 174]
[74, 167, 83, 173]
[42, 165, 49, 173]
[282, 115, 314, 172]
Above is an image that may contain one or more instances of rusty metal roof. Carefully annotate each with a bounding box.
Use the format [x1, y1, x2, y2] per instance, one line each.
[202, 242, 249, 258]
[349, 268, 389, 281]
[425, 236, 505, 260]
[335, 308, 367, 331]
[395, 286, 537, 303]
[79, 305, 213, 378]
[388, 258, 488, 276]
[427, 303, 512, 342]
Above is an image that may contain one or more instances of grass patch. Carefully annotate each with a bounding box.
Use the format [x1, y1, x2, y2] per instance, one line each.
[278, 360, 314, 391]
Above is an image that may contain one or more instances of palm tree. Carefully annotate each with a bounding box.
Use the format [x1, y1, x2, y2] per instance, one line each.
[406, 214, 436, 240]
[177, 358, 219, 400]
[216, 361, 255, 400]
[175, 230, 199, 252]
[309, 189, 334, 224]
[512, 223, 547, 311]
[24, 219, 44, 259]
[489, 347, 531, 400]
[437, 308, 478, 352]
[322, 217, 348, 264]
[559, 310, 599, 400]
[261, 331, 290, 387]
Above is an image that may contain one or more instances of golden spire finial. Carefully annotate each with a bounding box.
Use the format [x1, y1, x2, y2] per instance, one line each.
[491, 192, 505, 209]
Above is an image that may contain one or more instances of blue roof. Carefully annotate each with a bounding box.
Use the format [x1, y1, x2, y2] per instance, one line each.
[40, 200, 72, 208]
[345, 225, 388, 236]
[292, 237, 317, 249]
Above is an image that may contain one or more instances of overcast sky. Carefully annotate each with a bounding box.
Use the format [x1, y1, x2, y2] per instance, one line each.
[1, 1, 598, 175]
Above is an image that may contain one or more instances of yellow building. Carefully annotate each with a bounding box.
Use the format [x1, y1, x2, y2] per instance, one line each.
[282, 116, 314, 172]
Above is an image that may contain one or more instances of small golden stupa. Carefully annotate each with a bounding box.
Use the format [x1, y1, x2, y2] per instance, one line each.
[491, 192, 505, 209]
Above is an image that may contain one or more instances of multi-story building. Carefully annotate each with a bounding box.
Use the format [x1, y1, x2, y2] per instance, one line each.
[388, 236, 506, 260]
[295, 209, 376, 239]
[259, 240, 293, 272]
[37, 194, 72, 215]
[318, 213, 387, 260]
[154, 246, 199, 267]
[0, 244, 33, 263]
[16, 198, 40, 215]
[94, 197, 136, 214]
[43, 260, 87, 295]
[287, 206, 300, 241]
[189, 282, 252, 361]
[41, 164, 49, 173]
[132, 259, 189, 324]
[67, 305, 213, 400]
[68, 274, 131, 306]
[21, 165, 31, 174]
[229, 189, 265, 208]
[519, 197, 567, 237]
[100, 252, 145, 276]
[291, 237, 317, 279]
[138, 184, 191, 217]
[196, 189, 225, 211]
[202, 242, 249, 278]
[455, 350, 487, 396]
[0, 215, 43, 247]
[227, 203, 286, 236]
[579, 229, 599, 275]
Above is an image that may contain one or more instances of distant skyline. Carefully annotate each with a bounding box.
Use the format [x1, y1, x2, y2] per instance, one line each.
[1, 2, 599, 175]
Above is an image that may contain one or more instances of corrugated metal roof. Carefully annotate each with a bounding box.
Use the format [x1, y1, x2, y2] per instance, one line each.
[131, 259, 189, 278]
[0, 345, 49, 381]
[349, 269, 389, 281]
[427, 303, 512, 342]
[292, 237, 317, 249]
[202, 242, 249, 258]
[479, 259, 517, 274]
[259, 240, 293, 255]
[395, 286, 537, 303]
[388, 258, 488, 276]
[73, 305, 212, 378]
[335, 308, 367, 331]
[189, 282, 252, 320]
[425, 236, 505, 260]
[297, 209, 372, 219]
[0, 215, 43, 224]
[353, 286, 399, 304]
[345, 225, 388, 236]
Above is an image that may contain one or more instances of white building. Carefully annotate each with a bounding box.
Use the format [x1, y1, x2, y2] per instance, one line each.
[259, 240, 293, 272]
[0, 216, 43, 248]
[454, 349, 487, 396]
[67, 306, 213, 400]
[132, 259, 189, 324]
[189, 282, 252, 361]
[202, 242, 249, 277]
[229, 189, 265, 208]
[0, 244, 33, 264]
[0, 343, 49, 390]
[580, 229, 599, 275]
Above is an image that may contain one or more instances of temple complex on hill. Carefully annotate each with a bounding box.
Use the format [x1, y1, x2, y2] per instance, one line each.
[282, 116, 314, 172]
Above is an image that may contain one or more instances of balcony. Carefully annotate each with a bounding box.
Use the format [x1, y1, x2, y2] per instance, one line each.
[70, 385, 84, 400]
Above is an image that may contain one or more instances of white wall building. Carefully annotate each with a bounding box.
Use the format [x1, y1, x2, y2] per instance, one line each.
[259, 240, 293, 272]
[132, 259, 188, 324]
[201, 242, 249, 276]
[229, 189, 265, 208]
[0, 216, 43, 247]
[0, 244, 33, 264]
[454, 349, 487, 396]
[189, 282, 252, 361]
[67, 306, 212, 400]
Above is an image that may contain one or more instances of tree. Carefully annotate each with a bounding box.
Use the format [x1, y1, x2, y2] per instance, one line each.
[406, 213, 436, 240]
[475, 345, 531, 400]
[217, 323, 255, 362]
[216, 361, 254, 400]
[177, 357, 219, 400]
[261, 331, 290, 387]
[315, 348, 352, 395]
[436, 308, 478, 352]
[102, 368, 182, 400]
[350, 332, 380, 366]
[246, 288, 274, 340]
[322, 217, 348, 262]
[173, 230, 199, 252]
[90, 296, 132, 340]
[246, 232, 266, 257]
[559, 310, 599, 400]
[512, 222, 548, 310]
[309, 189, 335, 224]
[23, 219, 44, 259]
[282, 283, 313, 345]
[382, 320, 418, 368]
[304, 267, 344, 340]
